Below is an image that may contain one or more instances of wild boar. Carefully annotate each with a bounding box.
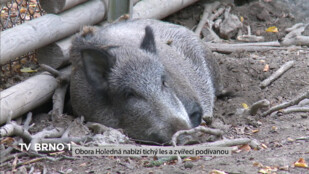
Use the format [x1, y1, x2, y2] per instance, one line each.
[70, 19, 222, 144]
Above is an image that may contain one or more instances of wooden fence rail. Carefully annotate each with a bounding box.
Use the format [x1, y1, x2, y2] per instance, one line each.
[0, 0, 106, 65]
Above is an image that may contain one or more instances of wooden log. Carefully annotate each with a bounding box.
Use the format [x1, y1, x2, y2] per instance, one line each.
[40, 0, 140, 14]
[107, 0, 132, 22]
[0, 67, 71, 125]
[40, 0, 88, 14]
[133, 0, 199, 19]
[0, 0, 106, 65]
[37, 36, 73, 69]
[38, 0, 201, 69]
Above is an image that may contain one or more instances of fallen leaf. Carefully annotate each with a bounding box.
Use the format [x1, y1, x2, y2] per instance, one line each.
[79, 163, 87, 167]
[242, 103, 249, 109]
[29, 4, 37, 8]
[252, 129, 259, 133]
[20, 67, 37, 73]
[209, 169, 227, 174]
[258, 166, 278, 174]
[12, 63, 21, 72]
[261, 144, 268, 149]
[258, 168, 268, 174]
[259, 60, 266, 63]
[294, 158, 308, 168]
[266, 26, 278, 33]
[0, 137, 15, 145]
[20, 59, 28, 64]
[29, 8, 35, 15]
[189, 156, 200, 161]
[183, 158, 192, 161]
[253, 161, 263, 167]
[12, 3, 18, 9]
[271, 126, 278, 131]
[240, 16, 244, 23]
[20, 8, 27, 13]
[183, 156, 200, 161]
[10, 14, 17, 17]
[239, 144, 251, 151]
[263, 64, 269, 72]
[278, 165, 289, 170]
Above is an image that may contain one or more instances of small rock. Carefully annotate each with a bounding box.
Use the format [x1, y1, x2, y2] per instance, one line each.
[256, 121, 263, 126]
[257, 8, 270, 21]
[184, 162, 194, 169]
[219, 13, 242, 39]
[249, 2, 270, 21]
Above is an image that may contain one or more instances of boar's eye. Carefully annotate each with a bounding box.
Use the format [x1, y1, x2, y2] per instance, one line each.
[161, 75, 169, 88]
[124, 89, 138, 99]
[125, 91, 136, 99]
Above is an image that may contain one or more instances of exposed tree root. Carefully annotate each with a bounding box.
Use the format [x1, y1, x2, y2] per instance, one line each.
[171, 126, 223, 146]
[260, 61, 295, 88]
[40, 64, 71, 120]
[262, 90, 309, 117]
[249, 99, 270, 115]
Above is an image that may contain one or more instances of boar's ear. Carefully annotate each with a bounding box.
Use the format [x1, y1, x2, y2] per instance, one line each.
[140, 26, 156, 54]
[81, 48, 116, 92]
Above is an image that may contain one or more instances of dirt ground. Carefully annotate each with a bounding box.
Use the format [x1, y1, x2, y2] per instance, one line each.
[1, 0, 309, 173]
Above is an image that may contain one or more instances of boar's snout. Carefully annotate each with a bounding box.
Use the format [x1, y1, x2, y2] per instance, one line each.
[144, 95, 194, 144]
[188, 103, 203, 127]
[148, 117, 192, 144]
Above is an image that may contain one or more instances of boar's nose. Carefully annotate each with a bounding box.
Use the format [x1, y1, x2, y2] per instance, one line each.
[189, 103, 202, 127]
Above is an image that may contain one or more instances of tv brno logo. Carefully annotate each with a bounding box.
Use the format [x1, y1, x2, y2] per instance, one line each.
[19, 143, 71, 152]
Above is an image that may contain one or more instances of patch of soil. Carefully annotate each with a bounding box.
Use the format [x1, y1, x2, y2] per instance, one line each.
[1, 0, 308, 173]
